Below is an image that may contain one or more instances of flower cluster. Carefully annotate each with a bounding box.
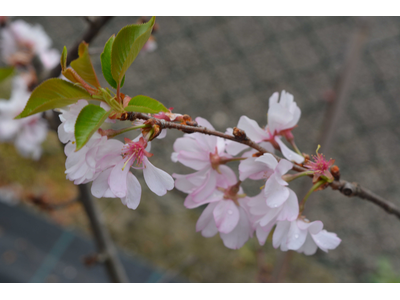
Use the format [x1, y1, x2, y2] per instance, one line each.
[1, 19, 59, 70]
[0, 18, 60, 160]
[57, 100, 174, 210]
[172, 91, 341, 254]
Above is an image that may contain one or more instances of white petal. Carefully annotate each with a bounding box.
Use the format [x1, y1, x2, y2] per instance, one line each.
[143, 157, 174, 196]
[109, 159, 130, 198]
[217, 165, 237, 187]
[196, 202, 218, 232]
[191, 169, 217, 202]
[268, 92, 279, 107]
[237, 116, 269, 142]
[225, 140, 249, 156]
[272, 221, 291, 249]
[276, 189, 299, 221]
[239, 157, 270, 181]
[264, 176, 289, 207]
[220, 207, 252, 249]
[121, 172, 141, 210]
[255, 153, 278, 170]
[286, 221, 307, 250]
[274, 136, 304, 164]
[91, 168, 113, 198]
[297, 233, 318, 255]
[256, 225, 273, 246]
[312, 230, 341, 252]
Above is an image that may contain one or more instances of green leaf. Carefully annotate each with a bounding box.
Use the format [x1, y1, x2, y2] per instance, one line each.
[74, 104, 110, 151]
[111, 17, 156, 84]
[0, 67, 14, 82]
[124, 95, 169, 114]
[70, 42, 101, 88]
[15, 78, 94, 119]
[101, 35, 126, 89]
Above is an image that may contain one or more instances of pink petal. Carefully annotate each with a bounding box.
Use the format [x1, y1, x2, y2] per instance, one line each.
[143, 157, 174, 196]
[217, 165, 237, 187]
[264, 176, 289, 207]
[91, 168, 113, 198]
[109, 158, 131, 198]
[220, 207, 252, 249]
[191, 169, 217, 202]
[213, 200, 240, 234]
[272, 221, 291, 249]
[121, 172, 141, 210]
[196, 202, 218, 232]
[239, 156, 269, 181]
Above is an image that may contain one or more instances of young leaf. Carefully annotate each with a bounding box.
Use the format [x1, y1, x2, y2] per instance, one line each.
[111, 17, 156, 84]
[15, 78, 94, 119]
[74, 104, 110, 151]
[70, 41, 101, 88]
[60, 46, 67, 71]
[101, 35, 126, 89]
[124, 95, 169, 114]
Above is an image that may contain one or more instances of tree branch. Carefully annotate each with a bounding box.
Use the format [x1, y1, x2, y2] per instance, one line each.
[122, 112, 400, 221]
[330, 180, 400, 220]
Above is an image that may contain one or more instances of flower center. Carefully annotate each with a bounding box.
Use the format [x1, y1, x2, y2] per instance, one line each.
[121, 137, 153, 170]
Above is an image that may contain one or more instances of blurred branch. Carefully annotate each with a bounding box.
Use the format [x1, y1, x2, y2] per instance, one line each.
[47, 16, 112, 79]
[78, 184, 129, 282]
[319, 18, 370, 153]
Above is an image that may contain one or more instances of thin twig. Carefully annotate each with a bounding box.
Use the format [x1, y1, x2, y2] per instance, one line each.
[331, 180, 400, 220]
[319, 18, 370, 153]
[47, 16, 113, 79]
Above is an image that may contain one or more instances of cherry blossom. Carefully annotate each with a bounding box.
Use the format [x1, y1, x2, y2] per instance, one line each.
[195, 181, 254, 249]
[273, 217, 341, 255]
[225, 91, 304, 164]
[57, 100, 89, 143]
[249, 189, 299, 246]
[172, 117, 236, 203]
[91, 136, 174, 210]
[0, 19, 59, 69]
[0, 76, 47, 159]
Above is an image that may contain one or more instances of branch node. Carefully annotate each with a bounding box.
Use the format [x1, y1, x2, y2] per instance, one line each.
[233, 127, 248, 140]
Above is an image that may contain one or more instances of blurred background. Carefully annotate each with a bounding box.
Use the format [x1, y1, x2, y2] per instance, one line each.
[1, 16, 400, 283]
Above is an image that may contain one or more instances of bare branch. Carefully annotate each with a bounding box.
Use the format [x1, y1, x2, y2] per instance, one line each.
[331, 180, 400, 220]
